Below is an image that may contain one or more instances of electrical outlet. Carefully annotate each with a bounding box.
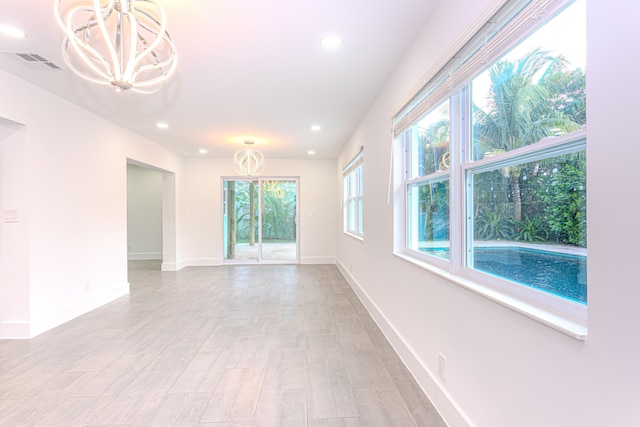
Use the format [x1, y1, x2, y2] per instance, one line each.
[438, 352, 446, 381]
[85, 281, 90, 293]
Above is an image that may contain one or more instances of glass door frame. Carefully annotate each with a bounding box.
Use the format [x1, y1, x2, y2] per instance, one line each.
[222, 176, 300, 265]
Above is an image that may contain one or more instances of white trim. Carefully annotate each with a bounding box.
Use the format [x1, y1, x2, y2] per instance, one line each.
[161, 259, 188, 271]
[127, 252, 163, 260]
[394, 252, 586, 339]
[0, 321, 30, 339]
[464, 129, 586, 174]
[393, 0, 573, 136]
[342, 147, 364, 175]
[187, 258, 222, 267]
[301, 256, 336, 265]
[343, 162, 364, 238]
[336, 259, 473, 427]
[343, 232, 364, 242]
[29, 282, 130, 338]
[391, 0, 509, 124]
[221, 176, 301, 265]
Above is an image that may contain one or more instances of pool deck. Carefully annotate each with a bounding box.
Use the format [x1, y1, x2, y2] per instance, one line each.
[421, 240, 587, 256]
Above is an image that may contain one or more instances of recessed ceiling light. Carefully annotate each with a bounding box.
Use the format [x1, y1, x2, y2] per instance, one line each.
[320, 35, 342, 49]
[310, 125, 322, 132]
[0, 24, 27, 39]
[307, 150, 316, 156]
[199, 149, 208, 154]
[156, 122, 169, 129]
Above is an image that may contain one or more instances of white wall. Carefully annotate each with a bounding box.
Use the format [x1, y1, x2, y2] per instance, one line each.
[0, 68, 337, 337]
[0, 120, 30, 337]
[0, 69, 186, 338]
[335, 0, 640, 426]
[127, 163, 163, 260]
[184, 157, 337, 265]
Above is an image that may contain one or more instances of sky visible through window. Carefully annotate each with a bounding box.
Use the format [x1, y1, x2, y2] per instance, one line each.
[473, 0, 586, 110]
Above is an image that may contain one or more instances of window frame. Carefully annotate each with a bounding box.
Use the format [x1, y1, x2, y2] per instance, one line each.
[403, 99, 452, 264]
[343, 151, 364, 239]
[392, 0, 587, 339]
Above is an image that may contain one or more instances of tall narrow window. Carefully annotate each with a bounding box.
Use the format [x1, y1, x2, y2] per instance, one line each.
[405, 100, 450, 260]
[343, 150, 364, 238]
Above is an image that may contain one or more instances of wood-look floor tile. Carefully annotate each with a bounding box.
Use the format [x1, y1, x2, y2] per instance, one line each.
[72, 353, 158, 398]
[254, 389, 307, 427]
[307, 417, 364, 427]
[200, 368, 264, 423]
[0, 262, 446, 426]
[170, 350, 232, 393]
[119, 369, 181, 398]
[147, 392, 211, 426]
[32, 396, 112, 427]
[91, 394, 164, 425]
[353, 387, 419, 426]
[262, 350, 308, 390]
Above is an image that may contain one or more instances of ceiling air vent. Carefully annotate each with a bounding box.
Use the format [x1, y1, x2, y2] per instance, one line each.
[0, 52, 64, 71]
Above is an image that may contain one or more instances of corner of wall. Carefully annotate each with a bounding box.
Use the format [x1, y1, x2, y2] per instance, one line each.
[161, 259, 189, 271]
[28, 282, 130, 338]
[0, 321, 31, 339]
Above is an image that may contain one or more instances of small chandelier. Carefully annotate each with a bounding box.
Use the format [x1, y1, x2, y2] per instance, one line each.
[234, 140, 265, 176]
[54, 0, 177, 93]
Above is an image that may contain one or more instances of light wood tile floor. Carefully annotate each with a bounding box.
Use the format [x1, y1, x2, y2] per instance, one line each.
[0, 261, 446, 426]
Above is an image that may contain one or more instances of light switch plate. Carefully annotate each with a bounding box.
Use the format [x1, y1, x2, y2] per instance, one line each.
[2, 209, 19, 223]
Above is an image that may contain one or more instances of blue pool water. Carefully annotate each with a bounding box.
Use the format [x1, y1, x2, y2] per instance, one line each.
[421, 246, 587, 304]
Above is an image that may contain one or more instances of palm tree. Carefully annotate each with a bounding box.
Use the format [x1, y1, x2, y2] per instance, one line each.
[473, 48, 579, 221]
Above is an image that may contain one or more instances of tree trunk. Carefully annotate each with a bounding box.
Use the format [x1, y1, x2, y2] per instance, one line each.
[227, 182, 236, 259]
[510, 174, 522, 222]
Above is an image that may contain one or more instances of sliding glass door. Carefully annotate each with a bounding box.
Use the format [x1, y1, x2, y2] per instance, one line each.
[223, 178, 298, 263]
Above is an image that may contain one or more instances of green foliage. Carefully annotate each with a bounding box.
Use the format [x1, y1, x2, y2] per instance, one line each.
[418, 117, 451, 174]
[469, 48, 587, 247]
[540, 67, 587, 126]
[537, 159, 587, 246]
[474, 49, 576, 154]
[419, 181, 450, 241]
[261, 186, 296, 240]
[474, 208, 514, 240]
[233, 181, 297, 242]
[515, 214, 549, 242]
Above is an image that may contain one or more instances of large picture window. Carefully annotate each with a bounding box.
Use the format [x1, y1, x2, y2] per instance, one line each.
[394, 0, 587, 335]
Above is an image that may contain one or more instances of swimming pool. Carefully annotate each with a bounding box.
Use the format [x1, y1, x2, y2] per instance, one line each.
[421, 246, 587, 304]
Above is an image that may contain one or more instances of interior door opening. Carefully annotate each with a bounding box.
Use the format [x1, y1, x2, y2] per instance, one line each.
[223, 178, 299, 264]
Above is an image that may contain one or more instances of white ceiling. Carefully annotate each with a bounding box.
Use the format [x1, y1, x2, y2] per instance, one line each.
[0, 0, 437, 159]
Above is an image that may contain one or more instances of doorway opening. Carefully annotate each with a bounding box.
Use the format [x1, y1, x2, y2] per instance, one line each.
[223, 178, 299, 264]
[126, 160, 177, 272]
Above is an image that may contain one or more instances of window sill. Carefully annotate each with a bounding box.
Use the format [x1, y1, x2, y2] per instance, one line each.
[393, 252, 587, 340]
[344, 232, 364, 242]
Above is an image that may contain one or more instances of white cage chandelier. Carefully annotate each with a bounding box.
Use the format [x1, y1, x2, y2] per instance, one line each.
[54, 0, 177, 93]
[234, 140, 265, 176]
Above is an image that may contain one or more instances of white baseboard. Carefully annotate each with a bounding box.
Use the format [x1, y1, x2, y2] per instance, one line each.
[187, 258, 222, 267]
[182, 257, 335, 266]
[335, 258, 472, 427]
[128, 252, 162, 260]
[0, 321, 30, 339]
[28, 282, 130, 338]
[161, 259, 188, 271]
[301, 256, 336, 265]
